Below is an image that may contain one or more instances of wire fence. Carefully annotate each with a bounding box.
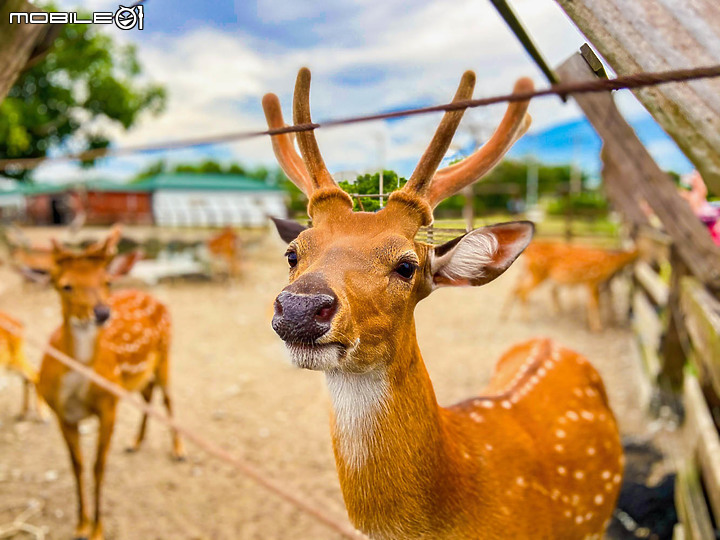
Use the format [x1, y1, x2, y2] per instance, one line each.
[0, 316, 362, 540]
[1, 64, 719, 172]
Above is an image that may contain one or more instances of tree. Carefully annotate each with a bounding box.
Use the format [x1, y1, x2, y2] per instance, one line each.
[337, 170, 407, 212]
[0, 10, 166, 181]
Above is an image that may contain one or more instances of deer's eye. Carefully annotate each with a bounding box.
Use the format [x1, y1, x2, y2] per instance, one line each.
[286, 250, 298, 268]
[394, 261, 416, 280]
[62, 284, 73, 292]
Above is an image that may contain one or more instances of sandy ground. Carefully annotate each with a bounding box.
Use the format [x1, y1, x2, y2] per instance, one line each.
[0, 226, 652, 539]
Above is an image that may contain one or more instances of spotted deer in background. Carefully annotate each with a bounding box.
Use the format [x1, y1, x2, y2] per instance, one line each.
[0, 311, 47, 420]
[37, 227, 185, 540]
[504, 240, 639, 332]
[263, 68, 623, 539]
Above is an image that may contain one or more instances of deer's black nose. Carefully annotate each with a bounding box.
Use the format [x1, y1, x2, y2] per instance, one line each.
[272, 291, 337, 343]
[93, 304, 111, 325]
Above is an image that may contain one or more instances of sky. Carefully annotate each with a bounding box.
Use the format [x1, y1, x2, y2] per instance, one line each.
[35, 0, 691, 184]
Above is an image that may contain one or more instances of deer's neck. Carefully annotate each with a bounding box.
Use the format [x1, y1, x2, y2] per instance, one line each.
[325, 325, 466, 537]
[61, 310, 99, 365]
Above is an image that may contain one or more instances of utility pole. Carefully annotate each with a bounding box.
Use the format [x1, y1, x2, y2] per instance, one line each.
[376, 132, 386, 208]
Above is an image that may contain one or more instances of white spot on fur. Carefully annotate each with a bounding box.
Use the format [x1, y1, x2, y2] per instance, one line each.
[326, 369, 390, 469]
[594, 494, 604, 505]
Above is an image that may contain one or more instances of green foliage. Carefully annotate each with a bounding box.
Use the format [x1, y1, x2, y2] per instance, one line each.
[546, 191, 609, 217]
[131, 159, 280, 182]
[337, 170, 407, 212]
[0, 7, 166, 181]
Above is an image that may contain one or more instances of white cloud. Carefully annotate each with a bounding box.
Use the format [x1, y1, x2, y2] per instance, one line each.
[36, 0, 594, 182]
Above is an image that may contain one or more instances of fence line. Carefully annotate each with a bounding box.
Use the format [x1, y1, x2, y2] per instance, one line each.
[0, 317, 362, 539]
[1, 64, 719, 172]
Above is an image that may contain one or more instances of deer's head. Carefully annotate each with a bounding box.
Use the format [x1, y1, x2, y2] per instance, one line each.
[50, 226, 131, 327]
[267, 69, 534, 373]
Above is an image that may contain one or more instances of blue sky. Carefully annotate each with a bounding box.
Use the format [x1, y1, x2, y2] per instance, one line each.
[37, 0, 691, 184]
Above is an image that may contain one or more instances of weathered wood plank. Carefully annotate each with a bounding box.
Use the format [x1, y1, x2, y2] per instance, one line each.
[632, 289, 662, 378]
[681, 277, 720, 396]
[684, 373, 720, 522]
[0, 0, 49, 102]
[675, 463, 716, 540]
[601, 146, 651, 227]
[556, 0, 720, 195]
[556, 53, 720, 290]
[634, 261, 669, 307]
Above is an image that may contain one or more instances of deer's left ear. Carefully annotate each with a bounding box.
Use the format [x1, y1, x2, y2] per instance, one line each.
[430, 221, 534, 287]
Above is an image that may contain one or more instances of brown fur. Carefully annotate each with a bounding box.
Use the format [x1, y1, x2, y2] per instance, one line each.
[36, 229, 184, 540]
[0, 311, 46, 419]
[206, 227, 242, 278]
[506, 241, 639, 331]
[265, 68, 622, 539]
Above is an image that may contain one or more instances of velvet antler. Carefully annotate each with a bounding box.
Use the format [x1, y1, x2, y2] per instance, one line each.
[427, 77, 533, 207]
[398, 75, 533, 211]
[261, 68, 341, 198]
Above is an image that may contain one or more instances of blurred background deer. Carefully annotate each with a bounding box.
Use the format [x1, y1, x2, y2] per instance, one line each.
[504, 240, 639, 332]
[0, 311, 47, 420]
[36, 226, 184, 540]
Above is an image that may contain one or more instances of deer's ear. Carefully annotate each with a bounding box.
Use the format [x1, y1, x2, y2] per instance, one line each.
[430, 221, 534, 287]
[271, 217, 307, 244]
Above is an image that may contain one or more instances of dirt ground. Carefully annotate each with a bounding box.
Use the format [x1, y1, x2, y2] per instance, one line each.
[0, 226, 653, 539]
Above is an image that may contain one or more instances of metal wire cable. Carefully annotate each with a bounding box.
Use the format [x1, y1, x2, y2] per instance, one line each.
[1, 64, 719, 171]
[0, 317, 362, 539]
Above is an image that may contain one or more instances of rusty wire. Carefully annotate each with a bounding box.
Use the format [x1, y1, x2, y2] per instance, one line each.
[1, 64, 719, 171]
[0, 317, 362, 539]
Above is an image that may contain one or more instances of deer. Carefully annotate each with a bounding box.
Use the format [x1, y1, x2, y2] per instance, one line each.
[36, 226, 185, 540]
[206, 226, 242, 278]
[262, 68, 623, 539]
[504, 240, 639, 332]
[0, 311, 47, 420]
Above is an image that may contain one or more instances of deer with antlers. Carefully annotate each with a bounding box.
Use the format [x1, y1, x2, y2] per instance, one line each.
[0, 311, 47, 420]
[263, 68, 622, 539]
[36, 227, 184, 540]
[504, 241, 639, 332]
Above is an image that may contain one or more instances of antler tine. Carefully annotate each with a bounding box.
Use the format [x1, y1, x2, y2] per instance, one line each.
[427, 77, 534, 208]
[262, 93, 314, 196]
[293, 68, 336, 189]
[403, 70, 476, 197]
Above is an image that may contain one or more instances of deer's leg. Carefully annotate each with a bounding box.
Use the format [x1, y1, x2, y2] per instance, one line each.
[503, 271, 543, 321]
[156, 349, 185, 460]
[91, 402, 116, 540]
[586, 284, 603, 332]
[19, 378, 31, 419]
[550, 284, 563, 315]
[58, 420, 91, 540]
[126, 381, 154, 453]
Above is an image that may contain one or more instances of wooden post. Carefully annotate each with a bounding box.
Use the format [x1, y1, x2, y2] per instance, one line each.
[659, 246, 689, 391]
[0, 1, 53, 101]
[462, 185, 474, 231]
[555, 0, 720, 195]
[556, 52, 720, 291]
[600, 145, 650, 228]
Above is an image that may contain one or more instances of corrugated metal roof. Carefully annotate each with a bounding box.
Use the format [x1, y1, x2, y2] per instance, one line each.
[0, 174, 285, 196]
[133, 174, 284, 192]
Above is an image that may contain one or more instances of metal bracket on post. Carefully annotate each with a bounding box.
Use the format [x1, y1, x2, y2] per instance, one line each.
[579, 44, 608, 80]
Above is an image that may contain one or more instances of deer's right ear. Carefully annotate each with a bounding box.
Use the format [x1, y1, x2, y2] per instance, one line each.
[271, 217, 307, 244]
[430, 221, 534, 288]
